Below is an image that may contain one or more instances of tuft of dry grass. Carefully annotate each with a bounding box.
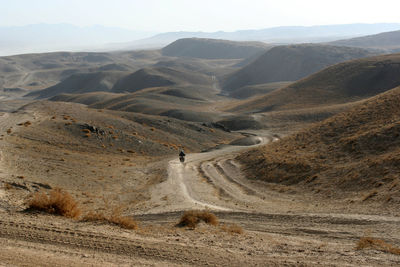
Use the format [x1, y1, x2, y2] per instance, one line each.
[3, 182, 13, 190]
[81, 207, 137, 230]
[177, 210, 218, 228]
[220, 223, 244, 234]
[362, 190, 378, 201]
[356, 237, 400, 255]
[27, 188, 81, 219]
[18, 121, 32, 127]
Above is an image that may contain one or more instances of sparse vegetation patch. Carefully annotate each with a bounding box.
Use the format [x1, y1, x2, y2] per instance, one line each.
[177, 210, 218, 228]
[27, 188, 81, 219]
[220, 223, 244, 234]
[356, 237, 400, 255]
[81, 208, 138, 230]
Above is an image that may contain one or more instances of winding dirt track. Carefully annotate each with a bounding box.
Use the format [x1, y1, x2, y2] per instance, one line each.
[147, 136, 270, 213]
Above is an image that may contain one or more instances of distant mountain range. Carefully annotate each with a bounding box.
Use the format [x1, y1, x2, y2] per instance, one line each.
[1, 23, 400, 56]
[122, 23, 400, 50]
[0, 24, 154, 56]
[329, 30, 400, 51]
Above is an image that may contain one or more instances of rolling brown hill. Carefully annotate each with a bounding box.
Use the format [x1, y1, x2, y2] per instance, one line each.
[28, 65, 214, 99]
[111, 67, 212, 93]
[0, 50, 165, 94]
[26, 71, 127, 99]
[229, 82, 292, 99]
[231, 53, 400, 113]
[330, 30, 400, 51]
[161, 38, 270, 59]
[222, 44, 375, 92]
[50, 84, 224, 123]
[238, 86, 400, 204]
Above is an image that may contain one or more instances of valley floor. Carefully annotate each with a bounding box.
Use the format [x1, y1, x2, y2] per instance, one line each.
[1, 100, 400, 266]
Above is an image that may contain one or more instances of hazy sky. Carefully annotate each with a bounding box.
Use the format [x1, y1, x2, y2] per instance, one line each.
[1, 0, 400, 32]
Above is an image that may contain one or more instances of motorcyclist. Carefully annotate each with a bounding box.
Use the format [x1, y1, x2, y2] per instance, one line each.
[179, 149, 185, 162]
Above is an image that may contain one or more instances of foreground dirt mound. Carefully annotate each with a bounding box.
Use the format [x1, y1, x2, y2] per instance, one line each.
[231, 53, 400, 113]
[238, 86, 400, 204]
[223, 44, 374, 91]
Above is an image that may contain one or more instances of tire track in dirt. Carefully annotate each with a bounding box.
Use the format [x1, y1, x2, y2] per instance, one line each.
[0, 217, 247, 266]
[170, 159, 231, 211]
[153, 136, 273, 213]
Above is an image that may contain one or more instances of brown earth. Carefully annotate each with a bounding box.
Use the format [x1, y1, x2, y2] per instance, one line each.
[229, 53, 400, 113]
[222, 44, 375, 92]
[1, 47, 400, 266]
[1, 98, 400, 266]
[238, 86, 400, 209]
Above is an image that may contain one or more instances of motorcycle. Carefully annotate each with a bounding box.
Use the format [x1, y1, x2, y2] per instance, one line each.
[179, 155, 185, 163]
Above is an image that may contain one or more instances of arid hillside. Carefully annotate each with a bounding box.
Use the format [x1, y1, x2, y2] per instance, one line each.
[0, 50, 165, 96]
[26, 71, 128, 99]
[230, 53, 400, 113]
[0, 100, 238, 212]
[238, 86, 400, 205]
[222, 44, 375, 92]
[112, 67, 212, 93]
[229, 81, 292, 99]
[161, 38, 270, 59]
[50, 84, 224, 123]
[330, 30, 400, 51]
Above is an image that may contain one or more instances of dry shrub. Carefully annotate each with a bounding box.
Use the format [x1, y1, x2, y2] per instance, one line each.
[220, 223, 244, 234]
[6, 128, 12, 134]
[362, 190, 378, 201]
[27, 188, 81, 219]
[82, 129, 91, 133]
[356, 237, 400, 255]
[81, 207, 137, 230]
[3, 182, 13, 190]
[18, 121, 31, 127]
[177, 210, 218, 228]
[84, 133, 91, 138]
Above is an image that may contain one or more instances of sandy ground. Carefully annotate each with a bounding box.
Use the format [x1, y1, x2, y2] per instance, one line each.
[1, 102, 400, 266]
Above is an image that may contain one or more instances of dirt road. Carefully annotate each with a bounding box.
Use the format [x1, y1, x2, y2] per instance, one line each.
[1, 127, 400, 266]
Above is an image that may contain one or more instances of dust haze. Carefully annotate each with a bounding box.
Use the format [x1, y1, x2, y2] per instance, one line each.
[1, 3, 400, 266]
